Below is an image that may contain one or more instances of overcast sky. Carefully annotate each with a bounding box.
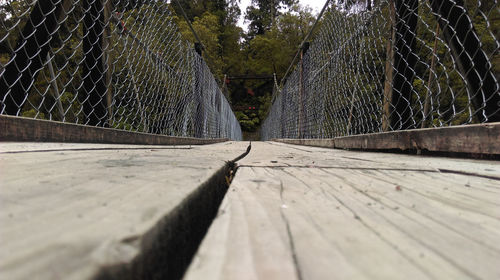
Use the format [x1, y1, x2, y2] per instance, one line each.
[237, 0, 328, 31]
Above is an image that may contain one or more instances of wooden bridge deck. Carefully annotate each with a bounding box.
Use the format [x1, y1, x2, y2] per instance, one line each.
[1, 141, 499, 279]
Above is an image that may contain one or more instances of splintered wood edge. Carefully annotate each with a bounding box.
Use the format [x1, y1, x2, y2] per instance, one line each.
[0, 115, 229, 145]
[272, 122, 500, 156]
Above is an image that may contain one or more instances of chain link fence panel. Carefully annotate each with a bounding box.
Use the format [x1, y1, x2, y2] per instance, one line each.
[262, 0, 499, 140]
[0, 0, 242, 140]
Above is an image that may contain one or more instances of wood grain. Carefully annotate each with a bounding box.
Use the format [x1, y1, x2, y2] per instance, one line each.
[185, 142, 500, 280]
[0, 115, 228, 145]
[0, 141, 249, 280]
[272, 122, 500, 156]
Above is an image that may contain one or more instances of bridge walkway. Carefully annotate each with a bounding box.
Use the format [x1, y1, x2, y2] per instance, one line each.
[186, 142, 500, 280]
[1, 141, 499, 279]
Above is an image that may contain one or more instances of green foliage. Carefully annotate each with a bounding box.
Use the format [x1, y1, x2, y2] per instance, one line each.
[21, 108, 44, 119]
[176, 11, 225, 78]
[245, 0, 298, 37]
[172, 1, 317, 132]
[234, 4, 315, 132]
[246, 4, 315, 76]
[235, 110, 258, 131]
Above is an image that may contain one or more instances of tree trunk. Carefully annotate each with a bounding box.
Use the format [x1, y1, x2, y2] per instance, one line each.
[0, 0, 68, 115]
[82, 0, 107, 126]
[429, 0, 500, 122]
[382, 0, 395, 131]
[391, 0, 418, 130]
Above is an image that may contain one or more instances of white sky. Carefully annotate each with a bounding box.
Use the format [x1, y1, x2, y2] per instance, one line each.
[237, 0, 328, 31]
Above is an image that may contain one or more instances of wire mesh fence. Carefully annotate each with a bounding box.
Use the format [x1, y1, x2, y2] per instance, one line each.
[261, 0, 499, 140]
[0, 0, 242, 140]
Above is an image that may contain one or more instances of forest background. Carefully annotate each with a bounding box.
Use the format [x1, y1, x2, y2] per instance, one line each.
[171, 0, 317, 139]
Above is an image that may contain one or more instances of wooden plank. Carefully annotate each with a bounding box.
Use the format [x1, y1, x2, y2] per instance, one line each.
[0, 142, 192, 153]
[0, 115, 228, 145]
[272, 122, 500, 156]
[185, 142, 500, 280]
[185, 168, 298, 280]
[0, 141, 249, 280]
[298, 167, 500, 279]
[251, 141, 500, 180]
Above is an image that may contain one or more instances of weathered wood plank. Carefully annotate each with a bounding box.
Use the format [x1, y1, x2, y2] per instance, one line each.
[330, 168, 500, 251]
[0, 142, 193, 153]
[0, 141, 249, 280]
[0, 115, 228, 145]
[185, 142, 500, 280]
[272, 122, 500, 156]
[251, 141, 500, 179]
[299, 167, 500, 279]
[186, 168, 298, 280]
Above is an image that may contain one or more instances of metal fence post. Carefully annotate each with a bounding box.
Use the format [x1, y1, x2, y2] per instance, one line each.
[281, 89, 286, 138]
[382, 0, 396, 131]
[298, 42, 310, 138]
[421, 24, 440, 128]
[194, 43, 205, 138]
[103, 0, 113, 124]
[46, 53, 65, 121]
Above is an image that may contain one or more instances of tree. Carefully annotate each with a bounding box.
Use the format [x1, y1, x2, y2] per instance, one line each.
[232, 4, 315, 132]
[172, 0, 243, 81]
[245, 0, 297, 38]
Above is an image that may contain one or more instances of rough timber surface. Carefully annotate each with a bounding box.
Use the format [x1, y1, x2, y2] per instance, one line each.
[185, 142, 500, 280]
[0, 141, 249, 280]
[273, 122, 500, 156]
[0, 115, 229, 145]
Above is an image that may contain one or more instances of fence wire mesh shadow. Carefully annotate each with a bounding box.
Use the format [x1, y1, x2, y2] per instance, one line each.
[0, 0, 242, 140]
[262, 0, 499, 140]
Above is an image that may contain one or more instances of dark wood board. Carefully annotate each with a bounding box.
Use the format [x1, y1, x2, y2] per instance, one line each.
[273, 122, 500, 156]
[0, 115, 228, 145]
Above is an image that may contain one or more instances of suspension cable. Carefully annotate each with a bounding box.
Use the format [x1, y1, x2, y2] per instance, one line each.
[172, 0, 203, 46]
[280, 0, 331, 87]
